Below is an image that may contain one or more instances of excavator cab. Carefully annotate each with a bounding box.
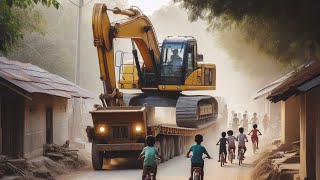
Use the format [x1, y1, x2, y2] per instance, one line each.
[160, 36, 197, 85]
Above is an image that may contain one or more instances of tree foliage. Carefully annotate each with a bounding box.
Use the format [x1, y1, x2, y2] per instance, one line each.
[175, 0, 320, 64]
[0, 0, 60, 54]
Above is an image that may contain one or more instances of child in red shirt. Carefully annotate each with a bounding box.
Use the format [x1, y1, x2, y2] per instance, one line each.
[248, 124, 262, 149]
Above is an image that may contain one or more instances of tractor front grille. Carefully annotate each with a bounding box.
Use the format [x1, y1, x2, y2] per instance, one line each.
[112, 126, 129, 139]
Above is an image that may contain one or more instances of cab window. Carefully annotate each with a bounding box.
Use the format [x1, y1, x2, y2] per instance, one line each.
[186, 44, 195, 77]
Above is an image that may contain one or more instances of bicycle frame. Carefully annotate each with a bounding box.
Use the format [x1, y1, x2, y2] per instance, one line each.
[193, 167, 202, 179]
[187, 156, 209, 180]
[143, 166, 156, 180]
[238, 147, 245, 165]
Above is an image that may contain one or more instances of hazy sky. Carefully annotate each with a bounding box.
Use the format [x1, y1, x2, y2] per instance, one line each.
[127, 0, 170, 15]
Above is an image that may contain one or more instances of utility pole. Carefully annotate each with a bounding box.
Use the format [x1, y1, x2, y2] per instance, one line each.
[71, 0, 84, 146]
[75, 0, 83, 85]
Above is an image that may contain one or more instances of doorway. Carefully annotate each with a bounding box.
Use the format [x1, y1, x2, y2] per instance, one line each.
[1, 95, 24, 158]
[0, 96, 2, 154]
[46, 108, 53, 144]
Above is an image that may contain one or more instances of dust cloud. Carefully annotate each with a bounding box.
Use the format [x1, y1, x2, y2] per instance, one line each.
[22, 0, 285, 116]
[15, 1, 284, 140]
[75, 1, 285, 130]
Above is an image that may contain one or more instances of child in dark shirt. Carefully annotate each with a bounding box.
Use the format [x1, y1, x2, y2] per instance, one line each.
[216, 132, 228, 163]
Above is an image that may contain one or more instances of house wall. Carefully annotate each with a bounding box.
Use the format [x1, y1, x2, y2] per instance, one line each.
[280, 95, 300, 143]
[24, 94, 69, 159]
[299, 87, 319, 180]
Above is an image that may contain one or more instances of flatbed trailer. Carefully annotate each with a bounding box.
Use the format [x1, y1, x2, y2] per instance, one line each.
[86, 106, 217, 170]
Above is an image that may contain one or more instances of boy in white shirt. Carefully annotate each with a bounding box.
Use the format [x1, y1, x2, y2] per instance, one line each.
[236, 127, 248, 158]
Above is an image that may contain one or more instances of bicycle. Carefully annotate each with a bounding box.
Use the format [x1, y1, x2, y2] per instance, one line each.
[252, 139, 257, 154]
[219, 152, 225, 167]
[238, 147, 245, 165]
[143, 166, 156, 180]
[187, 156, 210, 180]
[248, 134, 261, 154]
[228, 148, 235, 164]
[140, 157, 161, 180]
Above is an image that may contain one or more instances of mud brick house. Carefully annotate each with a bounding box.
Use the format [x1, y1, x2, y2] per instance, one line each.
[255, 61, 320, 180]
[0, 57, 93, 159]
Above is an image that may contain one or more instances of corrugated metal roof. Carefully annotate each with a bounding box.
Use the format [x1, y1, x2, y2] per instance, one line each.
[253, 71, 294, 100]
[297, 75, 320, 92]
[0, 57, 94, 99]
[266, 61, 320, 102]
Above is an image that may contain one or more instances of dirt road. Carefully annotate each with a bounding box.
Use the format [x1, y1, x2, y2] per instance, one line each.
[58, 155, 254, 180]
[58, 139, 262, 180]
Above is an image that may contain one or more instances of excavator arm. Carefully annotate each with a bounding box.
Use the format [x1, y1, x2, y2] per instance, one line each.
[92, 3, 161, 106]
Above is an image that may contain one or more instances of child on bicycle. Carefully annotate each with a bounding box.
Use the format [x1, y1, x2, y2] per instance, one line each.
[216, 132, 228, 163]
[139, 135, 163, 180]
[186, 134, 211, 180]
[248, 124, 262, 149]
[236, 127, 248, 158]
[227, 130, 237, 159]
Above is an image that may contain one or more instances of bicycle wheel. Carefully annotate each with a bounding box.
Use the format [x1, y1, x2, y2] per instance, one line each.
[252, 141, 256, 154]
[194, 175, 200, 180]
[229, 152, 233, 164]
[144, 174, 151, 180]
[220, 154, 223, 167]
[222, 157, 224, 166]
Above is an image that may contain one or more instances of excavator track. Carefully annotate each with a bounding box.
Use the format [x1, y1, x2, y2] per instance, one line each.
[124, 93, 218, 128]
[176, 96, 218, 128]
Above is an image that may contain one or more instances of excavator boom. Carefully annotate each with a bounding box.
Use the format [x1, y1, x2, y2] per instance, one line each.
[92, 4, 161, 106]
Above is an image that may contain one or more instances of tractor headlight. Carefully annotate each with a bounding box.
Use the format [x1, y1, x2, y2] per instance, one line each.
[99, 126, 106, 133]
[135, 126, 142, 132]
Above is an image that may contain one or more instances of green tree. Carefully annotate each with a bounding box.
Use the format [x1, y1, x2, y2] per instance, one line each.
[0, 0, 60, 54]
[175, 0, 320, 64]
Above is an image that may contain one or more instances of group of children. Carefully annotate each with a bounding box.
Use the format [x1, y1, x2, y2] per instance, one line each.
[138, 124, 262, 180]
[217, 124, 262, 164]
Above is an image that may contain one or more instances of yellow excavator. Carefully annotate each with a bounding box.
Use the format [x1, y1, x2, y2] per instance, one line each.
[87, 3, 218, 170]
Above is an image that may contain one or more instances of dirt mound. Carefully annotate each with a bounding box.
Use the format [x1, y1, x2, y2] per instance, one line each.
[250, 143, 300, 180]
[251, 151, 278, 180]
[29, 157, 68, 177]
[3, 147, 88, 180]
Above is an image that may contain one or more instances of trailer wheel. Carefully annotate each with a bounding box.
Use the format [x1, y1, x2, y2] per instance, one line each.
[160, 137, 168, 161]
[92, 143, 103, 170]
[168, 136, 175, 159]
[155, 141, 163, 163]
[174, 136, 183, 156]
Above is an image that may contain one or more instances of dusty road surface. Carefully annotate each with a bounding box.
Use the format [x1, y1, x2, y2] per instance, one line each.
[58, 131, 266, 180]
